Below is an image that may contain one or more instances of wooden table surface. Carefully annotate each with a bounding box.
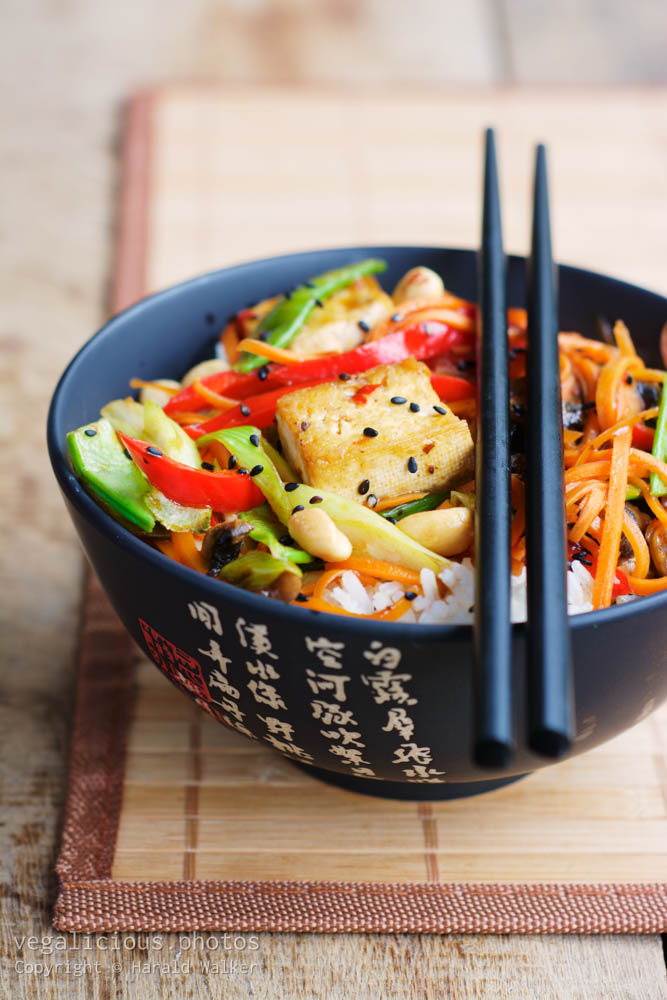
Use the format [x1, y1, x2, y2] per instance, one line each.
[3, 2, 667, 996]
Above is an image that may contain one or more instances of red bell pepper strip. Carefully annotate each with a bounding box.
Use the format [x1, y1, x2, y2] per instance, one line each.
[430, 373, 475, 401]
[186, 382, 322, 438]
[164, 321, 472, 416]
[631, 422, 655, 451]
[586, 552, 632, 599]
[120, 434, 263, 512]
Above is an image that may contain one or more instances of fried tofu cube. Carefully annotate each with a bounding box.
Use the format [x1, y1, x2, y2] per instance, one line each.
[275, 358, 474, 502]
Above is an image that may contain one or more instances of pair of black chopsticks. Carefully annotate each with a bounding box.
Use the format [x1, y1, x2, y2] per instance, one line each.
[473, 129, 574, 768]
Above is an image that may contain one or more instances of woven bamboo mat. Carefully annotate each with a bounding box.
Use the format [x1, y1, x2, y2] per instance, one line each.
[55, 86, 667, 933]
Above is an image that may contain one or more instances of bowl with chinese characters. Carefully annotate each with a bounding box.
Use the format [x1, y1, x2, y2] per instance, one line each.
[47, 246, 667, 800]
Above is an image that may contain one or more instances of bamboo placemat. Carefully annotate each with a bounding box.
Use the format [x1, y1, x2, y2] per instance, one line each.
[55, 86, 667, 933]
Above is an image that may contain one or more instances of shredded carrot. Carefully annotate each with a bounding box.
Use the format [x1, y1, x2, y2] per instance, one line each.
[613, 320, 638, 358]
[171, 532, 206, 574]
[156, 539, 178, 561]
[325, 557, 422, 587]
[575, 407, 659, 467]
[291, 594, 412, 619]
[313, 568, 346, 600]
[595, 353, 636, 430]
[620, 509, 651, 579]
[570, 486, 607, 544]
[172, 411, 212, 425]
[627, 476, 667, 525]
[191, 380, 238, 410]
[220, 321, 240, 365]
[592, 427, 631, 609]
[628, 576, 667, 595]
[236, 338, 317, 365]
[374, 493, 427, 512]
[129, 377, 180, 396]
[366, 302, 475, 341]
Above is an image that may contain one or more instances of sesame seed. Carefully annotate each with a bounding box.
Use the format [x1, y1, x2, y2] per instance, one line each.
[250, 464, 264, 477]
[84, 428, 97, 437]
[228, 455, 237, 469]
[404, 591, 417, 601]
[407, 456, 418, 473]
[409, 402, 420, 413]
[391, 312, 403, 322]
[366, 494, 378, 508]
[386, 516, 397, 524]
[338, 372, 351, 381]
[358, 319, 370, 332]
[257, 365, 269, 381]
[358, 479, 370, 495]
[123, 448, 132, 460]
[279, 534, 293, 545]
[433, 405, 447, 415]
[146, 446, 163, 457]
[201, 461, 215, 471]
[237, 468, 249, 475]
[240, 404, 251, 416]
[258, 331, 270, 342]
[363, 427, 378, 437]
[292, 504, 305, 514]
[315, 299, 324, 308]
[285, 482, 299, 492]
[295, 592, 309, 602]
[390, 396, 407, 405]
[310, 496, 323, 504]
[249, 433, 260, 447]
[300, 421, 309, 431]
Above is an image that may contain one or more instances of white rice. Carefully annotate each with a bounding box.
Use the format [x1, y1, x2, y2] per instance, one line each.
[321, 556, 600, 624]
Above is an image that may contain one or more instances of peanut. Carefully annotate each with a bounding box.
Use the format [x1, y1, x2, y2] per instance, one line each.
[399, 506, 473, 556]
[392, 267, 445, 305]
[288, 507, 352, 563]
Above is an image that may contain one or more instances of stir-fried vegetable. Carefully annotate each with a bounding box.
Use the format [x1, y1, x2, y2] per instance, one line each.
[650, 382, 667, 497]
[380, 491, 448, 522]
[236, 259, 387, 372]
[238, 504, 311, 564]
[67, 419, 155, 532]
[218, 551, 301, 590]
[203, 426, 447, 574]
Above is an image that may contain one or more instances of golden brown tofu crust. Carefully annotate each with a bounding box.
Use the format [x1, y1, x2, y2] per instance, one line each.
[275, 358, 474, 502]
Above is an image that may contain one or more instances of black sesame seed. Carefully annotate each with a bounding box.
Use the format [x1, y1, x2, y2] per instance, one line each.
[315, 299, 324, 308]
[249, 433, 260, 447]
[626, 374, 634, 385]
[407, 456, 418, 473]
[257, 365, 269, 381]
[228, 455, 237, 469]
[278, 534, 293, 546]
[409, 402, 420, 413]
[250, 464, 264, 477]
[123, 448, 132, 460]
[237, 467, 249, 475]
[146, 446, 163, 457]
[363, 427, 378, 438]
[300, 421, 309, 431]
[390, 396, 407, 405]
[386, 516, 397, 524]
[258, 331, 270, 342]
[295, 592, 309, 602]
[84, 427, 97, 437]
[358, 319, 370, 333]
[309, 495, 323, 504]
[201, 461, 215, 471]
[366, 494, 378, 508]
[285, 482, 299, 492]
[433, 405, 447, 415]
[404, 591, 417, 601]
[358, 479, 370, 495]
[338, 372, 351, 381]
[240, 404, 251, 416]
[391, 312, 403, 322]
[292, 504, 305, 514]
[456, 358, 476, 371]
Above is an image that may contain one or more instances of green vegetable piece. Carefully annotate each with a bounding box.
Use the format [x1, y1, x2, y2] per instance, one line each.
[380, 491, 448, 522]
[67, 419, 155, 532]
[239, 504, 311, 564]
[211, 426, 447, 574]
[650, 382, 667, 497]
[236, 258, 387, 372]
[101, 397, 145, 437]
[143, 399, 201, 468]
[260, 433, 297, 482]
[625, 484, 641, 501]
[219, 550, 301, 592]
[145, 489, 212, 532]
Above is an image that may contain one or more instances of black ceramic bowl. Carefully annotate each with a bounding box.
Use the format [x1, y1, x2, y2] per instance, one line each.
[47, 247, 667, 800]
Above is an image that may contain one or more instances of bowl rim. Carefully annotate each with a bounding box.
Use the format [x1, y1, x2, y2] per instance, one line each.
[47, 243, 667, 637]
